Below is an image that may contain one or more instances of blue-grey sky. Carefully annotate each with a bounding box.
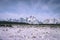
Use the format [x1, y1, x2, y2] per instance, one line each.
[0, 0, 60, 20]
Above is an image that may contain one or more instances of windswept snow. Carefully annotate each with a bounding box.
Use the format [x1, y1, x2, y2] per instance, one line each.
[0, 25, 60, 40]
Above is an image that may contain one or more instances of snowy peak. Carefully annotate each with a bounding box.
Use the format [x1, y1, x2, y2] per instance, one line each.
[26, 16, 40, 24]
[43, 18, 59, 24]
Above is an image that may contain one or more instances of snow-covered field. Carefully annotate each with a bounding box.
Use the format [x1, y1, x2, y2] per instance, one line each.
[0, 25, 60, 40]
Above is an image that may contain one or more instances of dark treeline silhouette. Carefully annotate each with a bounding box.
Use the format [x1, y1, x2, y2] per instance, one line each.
[0, 21, 29, 24]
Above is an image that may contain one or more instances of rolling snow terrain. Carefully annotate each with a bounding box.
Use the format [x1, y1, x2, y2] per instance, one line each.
[0, 25, 60, 40]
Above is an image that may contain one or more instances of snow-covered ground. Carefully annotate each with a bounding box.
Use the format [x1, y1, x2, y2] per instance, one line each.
[0, 25, 60, 40]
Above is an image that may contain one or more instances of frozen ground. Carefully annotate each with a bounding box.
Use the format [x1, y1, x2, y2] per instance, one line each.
[0, 25, 60, 40]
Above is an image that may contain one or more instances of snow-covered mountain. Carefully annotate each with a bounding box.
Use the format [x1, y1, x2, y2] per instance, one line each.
[19, 18, 26, 23]
[5, 16, 41, 24]
[56, 18, 60, 24]
[7, 18, 26, 23]
[26, 16, 42, 24]
[7, 19, 19, 22]
[0, 16, 60, 24]
[43, 18, 60, 24]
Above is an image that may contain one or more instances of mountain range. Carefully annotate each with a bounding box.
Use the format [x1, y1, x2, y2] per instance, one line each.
[0, 16, 60, 24]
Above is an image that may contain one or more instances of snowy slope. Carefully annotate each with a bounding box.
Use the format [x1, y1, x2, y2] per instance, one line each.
[26, 16, 40, 24]
[43, 18, 59, 24]
[0, 25, 60, 40]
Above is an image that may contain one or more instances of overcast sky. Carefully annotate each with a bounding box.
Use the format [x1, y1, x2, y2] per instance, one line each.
[0, 0, 60, 20]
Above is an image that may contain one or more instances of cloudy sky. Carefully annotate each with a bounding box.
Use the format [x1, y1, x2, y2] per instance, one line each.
[0, 0, 60, 20]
